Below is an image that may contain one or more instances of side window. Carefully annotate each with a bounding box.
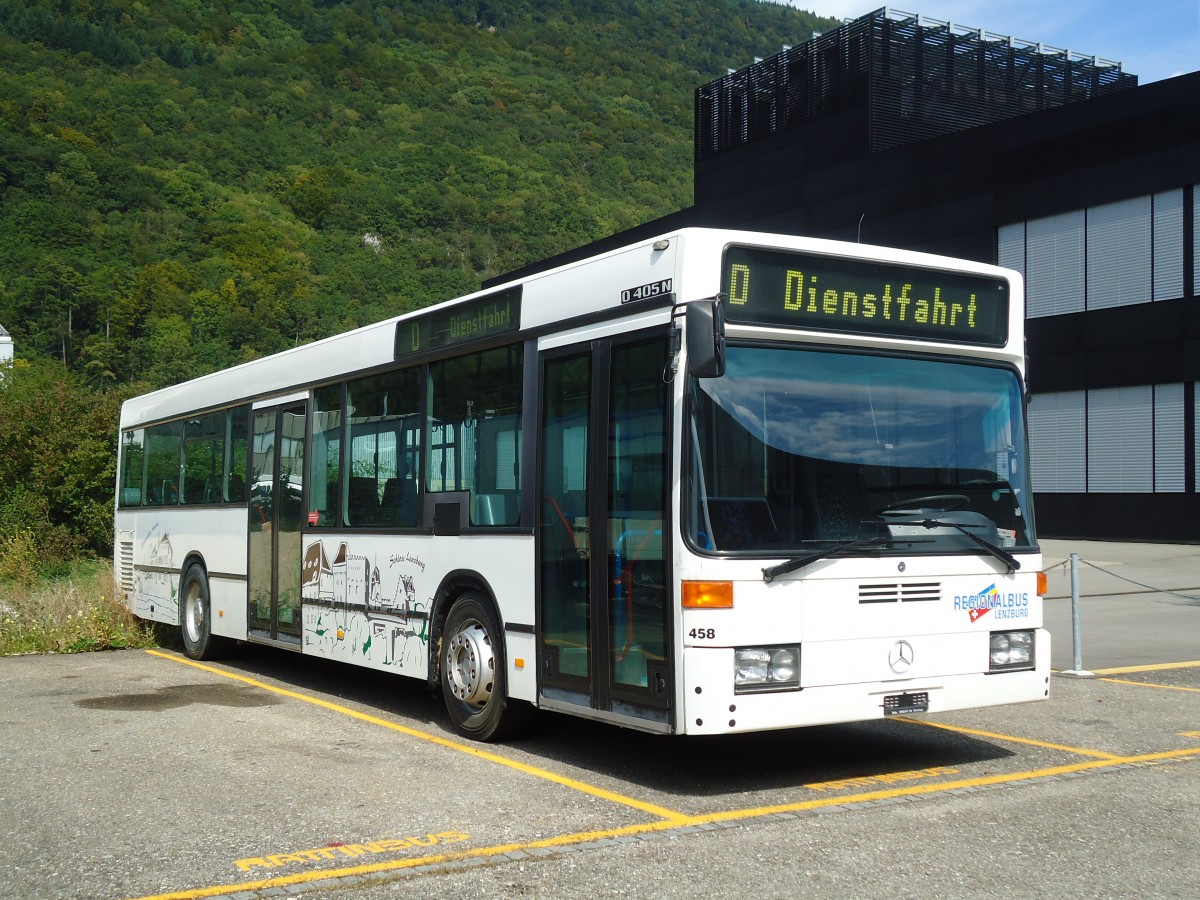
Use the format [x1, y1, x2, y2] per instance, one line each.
[145, 421, 183, 506]
[181, 412, 227, 505]
[310, 385, 343, 527]
[347, 368, 422, 527]
[119, 429, 145, 507]
[428, 344, 523, 526]
[226, 405, 249, 501]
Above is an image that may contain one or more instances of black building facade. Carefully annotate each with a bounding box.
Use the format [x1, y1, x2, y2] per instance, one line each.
[494, 9, 1200, 541]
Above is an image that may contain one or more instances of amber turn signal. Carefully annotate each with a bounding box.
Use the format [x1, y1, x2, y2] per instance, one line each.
[681, 581, 734, 608]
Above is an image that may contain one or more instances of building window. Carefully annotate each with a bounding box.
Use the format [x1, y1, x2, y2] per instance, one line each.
[1154, 384, 1185, 493]
[1153, 190, 1184, 301]
[1087, 386, 1152, 492]
[1194, 186, 1200, 294]
[1031, 384, 1186, 495]
[997, 222, 1025, 275]
[1025, 211, 1084, 318]
[1027, 391, 1085, 492]
[1086, 197, 1151, 310]
[1194, 384, 1200, 493]
[1005, 189, 1187, 317]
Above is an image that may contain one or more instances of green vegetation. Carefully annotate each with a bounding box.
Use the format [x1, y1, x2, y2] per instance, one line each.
[1, 0, 833, 388]
[0, 1, 835, 653]
[0, 357, 124, 567]
[0, 558, 156, 655]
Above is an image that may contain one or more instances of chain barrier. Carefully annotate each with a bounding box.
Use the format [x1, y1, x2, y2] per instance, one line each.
[1050, 553, 1200, 676]
[1075, 559, 1200, 602]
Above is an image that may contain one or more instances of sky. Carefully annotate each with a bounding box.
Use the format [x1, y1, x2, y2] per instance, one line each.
[784, 1, 1200, 83]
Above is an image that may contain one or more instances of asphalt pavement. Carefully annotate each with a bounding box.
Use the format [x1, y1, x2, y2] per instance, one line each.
[1041, 538, 1200, 671]
[0, 538, 1196, 900]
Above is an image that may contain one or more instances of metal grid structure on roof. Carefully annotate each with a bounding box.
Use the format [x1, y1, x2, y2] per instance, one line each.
[694, 7, 1137, 160]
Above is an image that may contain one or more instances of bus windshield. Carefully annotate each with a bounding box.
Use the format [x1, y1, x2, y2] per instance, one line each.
[688, 345, 1036, 557]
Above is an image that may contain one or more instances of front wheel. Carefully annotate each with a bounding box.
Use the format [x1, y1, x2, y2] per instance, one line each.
[179, 566, 228, 660]
[439, 592, 532, 742]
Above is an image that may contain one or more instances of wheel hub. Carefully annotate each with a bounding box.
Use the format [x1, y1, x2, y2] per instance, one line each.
[444, 623, 494, 707]
[185, 583, 204, 642]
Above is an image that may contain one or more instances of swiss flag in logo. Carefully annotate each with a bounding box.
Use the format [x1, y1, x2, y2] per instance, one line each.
[969, 607, 991, 622]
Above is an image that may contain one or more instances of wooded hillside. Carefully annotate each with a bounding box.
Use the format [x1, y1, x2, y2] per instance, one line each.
[0, 0, 834, 387]
[0, 0, 836, 562]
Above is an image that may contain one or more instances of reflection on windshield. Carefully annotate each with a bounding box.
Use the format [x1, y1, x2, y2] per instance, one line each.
[688, 346, 1035, 555]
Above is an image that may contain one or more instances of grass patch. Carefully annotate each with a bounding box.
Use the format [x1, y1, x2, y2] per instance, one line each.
[0, 559, 158, 656]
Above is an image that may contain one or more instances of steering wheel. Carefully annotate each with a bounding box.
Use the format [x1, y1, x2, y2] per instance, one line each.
[879, 493, 970, 514]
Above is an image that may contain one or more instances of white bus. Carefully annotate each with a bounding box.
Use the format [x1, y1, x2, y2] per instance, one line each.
[115, 228, 1049, 741]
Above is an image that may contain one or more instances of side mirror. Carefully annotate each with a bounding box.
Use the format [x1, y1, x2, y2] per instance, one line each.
[686, 298, 726, 378]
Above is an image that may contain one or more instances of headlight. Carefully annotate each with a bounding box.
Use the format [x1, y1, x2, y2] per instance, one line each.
[989, 630, 1035, 671]
[734, 646, 801, 693]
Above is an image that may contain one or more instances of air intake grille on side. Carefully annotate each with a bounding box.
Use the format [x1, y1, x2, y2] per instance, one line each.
[118, 540, 135, 597]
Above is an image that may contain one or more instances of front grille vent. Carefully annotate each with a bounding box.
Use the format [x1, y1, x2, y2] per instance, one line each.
[858, 582, 941, 603]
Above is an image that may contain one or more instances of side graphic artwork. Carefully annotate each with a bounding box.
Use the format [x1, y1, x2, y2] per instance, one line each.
[301, 539, 430, 674]
[133, 525, 176, 620]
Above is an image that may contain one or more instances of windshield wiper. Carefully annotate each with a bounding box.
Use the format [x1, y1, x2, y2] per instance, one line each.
[916, 519, 1020, 574]
[762, 536, 900, 584]
[760, 519, 1020, 583]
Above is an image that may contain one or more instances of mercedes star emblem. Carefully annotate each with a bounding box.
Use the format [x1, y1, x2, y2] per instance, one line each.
[888, 639, 914, 674]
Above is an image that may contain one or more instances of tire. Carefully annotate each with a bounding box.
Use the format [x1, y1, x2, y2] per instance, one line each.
[179, 566, 227, 660]
[439, 592, 533, 742]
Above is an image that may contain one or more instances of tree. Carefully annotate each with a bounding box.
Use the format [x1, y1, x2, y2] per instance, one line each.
[0, 358, 124, 565]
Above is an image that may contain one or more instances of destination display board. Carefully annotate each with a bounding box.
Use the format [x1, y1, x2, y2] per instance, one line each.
[394, 286, 522, 360]
[721, 245, 1009, 346]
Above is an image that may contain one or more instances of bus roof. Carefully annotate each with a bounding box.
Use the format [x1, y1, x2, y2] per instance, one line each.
[119, 228, 1021, 429]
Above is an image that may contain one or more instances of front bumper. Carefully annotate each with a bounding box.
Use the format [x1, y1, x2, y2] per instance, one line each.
[680, 627, 1051, 735]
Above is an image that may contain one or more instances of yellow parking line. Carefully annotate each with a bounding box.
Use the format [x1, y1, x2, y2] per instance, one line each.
[125, 744, 1200, 900]
[1091, 660, 1200, 675]
[146, 649, 687, 822]
[1101, 677, 1200, 694]
[125, 818, 692, 900]
[698, 745, 1200, 825]
[891, 716, 1123, 760]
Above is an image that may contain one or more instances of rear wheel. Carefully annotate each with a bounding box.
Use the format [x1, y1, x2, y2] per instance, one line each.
[179, 566, 228, 660]
[439, 592, 532, 741]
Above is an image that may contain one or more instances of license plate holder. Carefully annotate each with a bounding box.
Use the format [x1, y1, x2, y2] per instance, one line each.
[883, 691, 929, 715]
